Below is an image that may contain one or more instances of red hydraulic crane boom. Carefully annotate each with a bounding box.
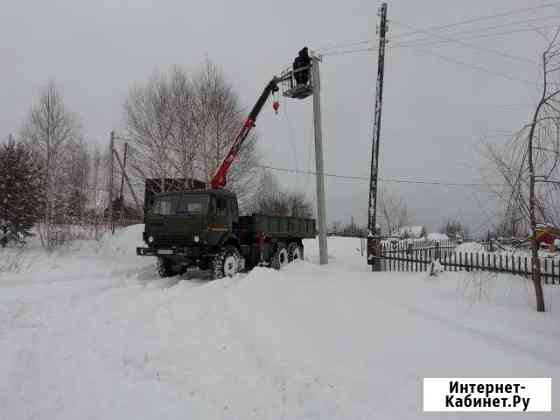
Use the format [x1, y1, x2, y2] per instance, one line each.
[210, 77, 282, 189]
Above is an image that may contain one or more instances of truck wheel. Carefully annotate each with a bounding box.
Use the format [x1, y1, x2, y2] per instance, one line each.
[271, 242, 289, 270]
[288, 242, 303, 262]
[212, 245, 241, 279]
[157, 257, 175, 278]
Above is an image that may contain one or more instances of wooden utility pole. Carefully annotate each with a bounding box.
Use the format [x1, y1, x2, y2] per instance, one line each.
[367, 2, 388, 271]
[311, 54, 328, 265]
[119, 142, 128, 201]
[109, 131, 115, 234]
[119, 142, 128, 224]
[113, 148, 143, 217]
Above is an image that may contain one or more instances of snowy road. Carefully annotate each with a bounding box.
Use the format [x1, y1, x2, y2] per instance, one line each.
[1, 226, 559, 419]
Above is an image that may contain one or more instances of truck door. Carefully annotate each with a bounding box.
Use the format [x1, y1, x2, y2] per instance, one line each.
[210, 196, 231, 231]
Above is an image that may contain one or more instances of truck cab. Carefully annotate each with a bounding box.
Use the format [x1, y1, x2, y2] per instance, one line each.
[141, 189, 239, 251]
[137, 187, 315, 279]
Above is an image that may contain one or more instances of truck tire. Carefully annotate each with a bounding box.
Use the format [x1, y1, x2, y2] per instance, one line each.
[271, 242, 289, 270]
[212, 245, 242, 280]
[157, 257, 175, 278]
[288, 242, 304, 262]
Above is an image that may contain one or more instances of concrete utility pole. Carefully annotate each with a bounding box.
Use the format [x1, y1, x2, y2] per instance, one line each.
[367, 2, 388, 271]
[109, 130, 115, 234]
[311, 54, 328, 265]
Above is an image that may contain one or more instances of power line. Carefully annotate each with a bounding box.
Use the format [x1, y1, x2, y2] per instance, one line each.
[319, 19, 558, 59]
[391, 19, 535, 64]
[409, 47, 536, 86]
[394, 14, 560, 46]
[258, 164, 503, 188]
[391, 2, 560, 41]
[316, 5, 560, 58]
[315, 37, 539, 91]
[280, 93, 300, 188]
[320, 23, 558, 59]
[321, 46, 377, 57]
[318, 39, 372, 53]
[394, 23, 559, 50]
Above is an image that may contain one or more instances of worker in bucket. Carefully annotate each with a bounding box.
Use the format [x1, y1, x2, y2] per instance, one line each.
[293, 47, 311, 85]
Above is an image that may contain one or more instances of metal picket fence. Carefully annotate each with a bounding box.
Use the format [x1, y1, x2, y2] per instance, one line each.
[378, 241, 560, 285]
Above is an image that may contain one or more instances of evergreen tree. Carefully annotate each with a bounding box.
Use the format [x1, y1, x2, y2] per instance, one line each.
[0, 137, 44, 247]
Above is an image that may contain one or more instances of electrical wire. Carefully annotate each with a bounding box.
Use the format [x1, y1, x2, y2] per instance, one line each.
[408, 47, 536, 86]
[391, 19, 535, 64]
[318, 43, 539, 88]
[318, 39, 373, 53]
[393, 23, 559, 49]
[316, 5, 560, 57]
[321, 46, 378, 57]
[281, 93, 300, 189]
[321, 23, 558, 58]
[257, 164, 504, 188]
[391, 2, 560, 41]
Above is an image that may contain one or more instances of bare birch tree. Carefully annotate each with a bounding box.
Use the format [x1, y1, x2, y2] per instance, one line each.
[191, 59, 260, 204]
[168, 66, 198, 187]
[250, 170, 313, 217]
[20, 81, 83, 248]
[124, 72, 176, 190]
[123, 61, 260, 207]
[377, 187, 410, 236]
[482, 27, 560, 312]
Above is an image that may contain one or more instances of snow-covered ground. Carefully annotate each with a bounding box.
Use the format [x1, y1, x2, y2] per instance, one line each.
[1, 226, 559, 419]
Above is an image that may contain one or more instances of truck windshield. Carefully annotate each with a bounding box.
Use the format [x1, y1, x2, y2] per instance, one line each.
[152, 195, 207, 216]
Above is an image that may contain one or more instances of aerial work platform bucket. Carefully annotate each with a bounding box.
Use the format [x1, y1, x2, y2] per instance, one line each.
[280, 65, 313, 99]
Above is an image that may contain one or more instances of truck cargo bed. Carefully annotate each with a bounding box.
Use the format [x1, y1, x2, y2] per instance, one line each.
[239, 214, 316, 239]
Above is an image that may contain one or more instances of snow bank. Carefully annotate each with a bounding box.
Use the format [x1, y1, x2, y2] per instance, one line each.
[0, 224, 150, 284]
[97, 224, 145, 260]
[1, 233, 559, 419]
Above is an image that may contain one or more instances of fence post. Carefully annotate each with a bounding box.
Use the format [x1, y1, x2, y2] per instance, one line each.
[454, 252, 457, 272]
[544, 258, 549, 285]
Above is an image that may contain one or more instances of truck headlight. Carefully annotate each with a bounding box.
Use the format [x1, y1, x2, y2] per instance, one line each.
[193, 235, 200, 243]
[148, 235, 154, 244]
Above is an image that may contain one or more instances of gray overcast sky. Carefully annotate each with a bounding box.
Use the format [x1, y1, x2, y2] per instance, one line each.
[2, 0, 558, 235]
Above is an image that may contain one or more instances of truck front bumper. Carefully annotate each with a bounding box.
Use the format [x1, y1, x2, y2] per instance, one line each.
[136, 246, 205, 258]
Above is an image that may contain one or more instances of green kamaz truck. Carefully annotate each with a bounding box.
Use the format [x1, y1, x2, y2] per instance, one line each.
[136, 73, 316, 279]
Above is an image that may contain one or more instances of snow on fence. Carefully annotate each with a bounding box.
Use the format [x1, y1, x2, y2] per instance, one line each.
[379, 242, 560, 285]
[382, 238, 457, 249]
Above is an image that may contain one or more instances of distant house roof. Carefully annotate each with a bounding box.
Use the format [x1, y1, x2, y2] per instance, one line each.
[427, 232, 449, 242]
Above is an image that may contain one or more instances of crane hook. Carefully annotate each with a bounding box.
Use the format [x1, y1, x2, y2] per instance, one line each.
[272, 91, 280, 114]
